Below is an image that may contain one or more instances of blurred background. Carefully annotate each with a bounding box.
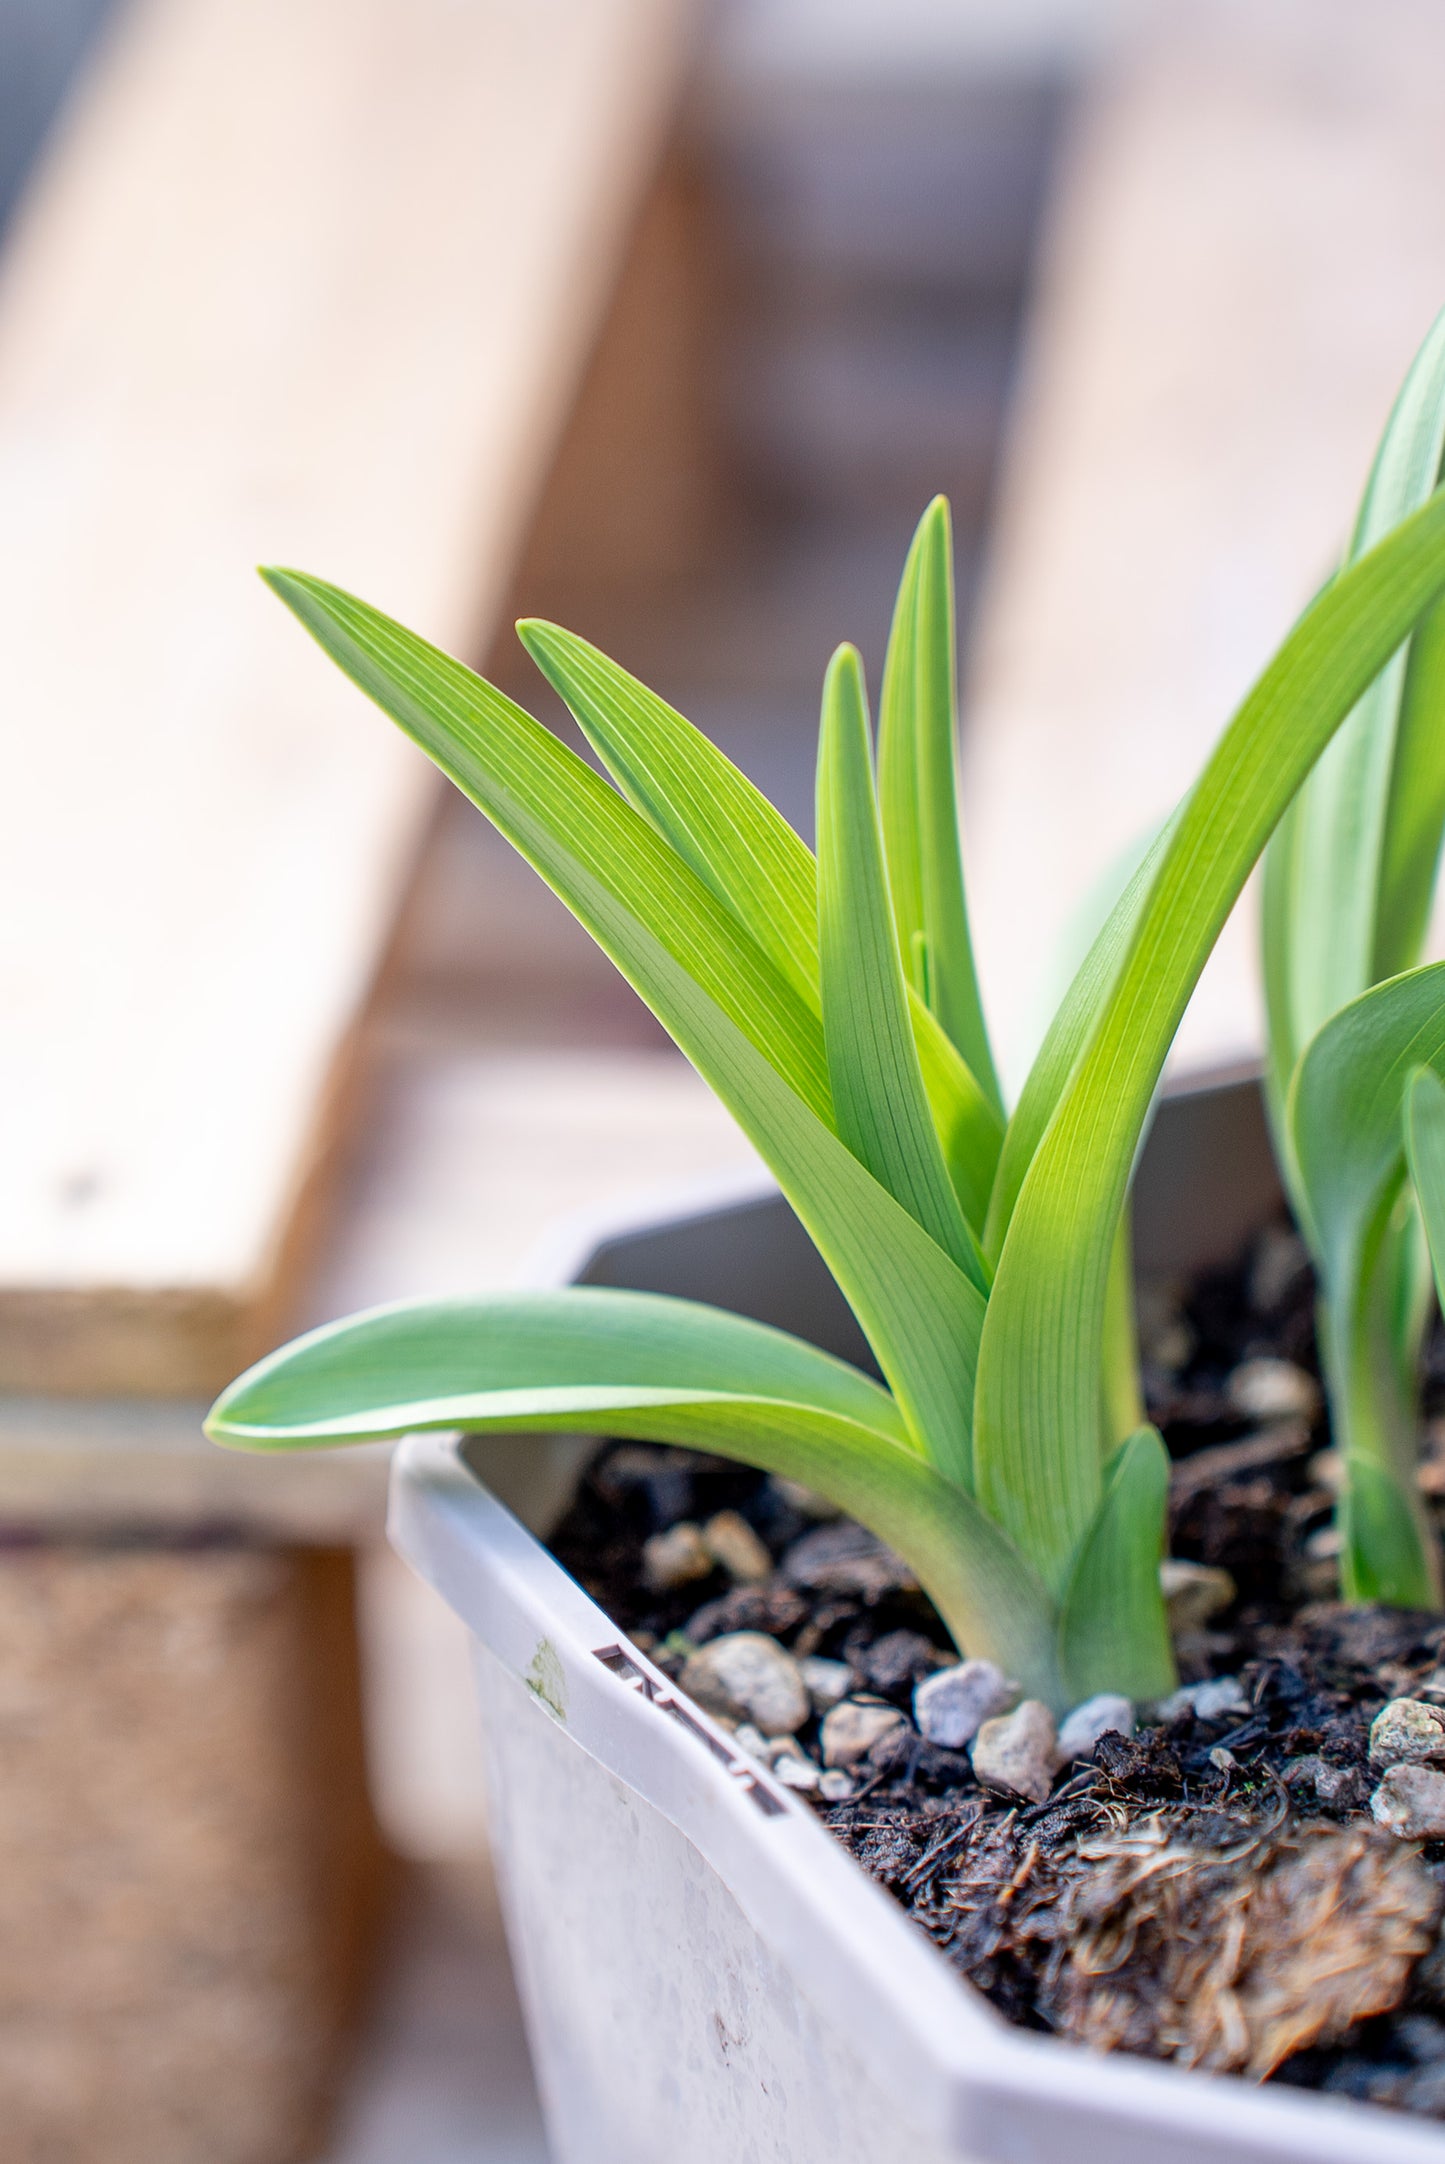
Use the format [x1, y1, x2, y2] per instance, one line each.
[2, 0, 1442, 2156]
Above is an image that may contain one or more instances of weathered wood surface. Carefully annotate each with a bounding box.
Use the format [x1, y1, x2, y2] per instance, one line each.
[0, 1050, 759, 1532]
[0, 0, 693, 1395]
[962, 0, 1445, 1091]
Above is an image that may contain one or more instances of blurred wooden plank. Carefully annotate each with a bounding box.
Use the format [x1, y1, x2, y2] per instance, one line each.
[961, 0, 1445, 1091]
[0, 0, 694, 1395]
[0, 1048, 760, 1534]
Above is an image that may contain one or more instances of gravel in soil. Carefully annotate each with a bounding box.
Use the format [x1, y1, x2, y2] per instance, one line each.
[546, 1219, 1445, 2119]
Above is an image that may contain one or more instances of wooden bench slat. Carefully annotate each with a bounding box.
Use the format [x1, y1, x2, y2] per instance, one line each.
[962, 0, 1445, 1090]
[0, 0, 692, 1393]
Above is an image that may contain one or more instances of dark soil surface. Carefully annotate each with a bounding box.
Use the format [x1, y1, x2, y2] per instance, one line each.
[548, 1219, 1445, 2118]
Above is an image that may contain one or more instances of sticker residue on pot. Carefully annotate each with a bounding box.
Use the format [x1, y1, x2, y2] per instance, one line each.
[527, 1637, 567, 1722]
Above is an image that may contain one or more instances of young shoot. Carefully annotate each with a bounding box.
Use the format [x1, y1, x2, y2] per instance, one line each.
[1264, 307, 1445, 1609]
[209, 482, 1445, 1709]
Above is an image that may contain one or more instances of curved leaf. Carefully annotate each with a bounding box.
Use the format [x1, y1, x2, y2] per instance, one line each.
[1290, 964, 1445, 1287]
[1377, 598, 1445, 978]
[1340, 1455, 1438, 1611]
[878, 496, 1001, 1111]
[208, 1289, 1060, 1693]
[1407, 1063, 1445, 1298]
[522, 616, 1002, 1236]
[1057, 1427, 1174, 1705]
[984, 812, 1179, 1261]
[1290, 973, 1445, 1607]
[1264, 307, 1445, 1068]
[910, 995, 1004, 1239]
[264, 571, 985, 1473]
[817, 644, 984, 1288]
[518, 618, 818, 1004]
[973, 487, 1445, 1593]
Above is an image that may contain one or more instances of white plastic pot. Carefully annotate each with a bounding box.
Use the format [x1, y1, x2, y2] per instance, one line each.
[389, 1078, 1443, 2164]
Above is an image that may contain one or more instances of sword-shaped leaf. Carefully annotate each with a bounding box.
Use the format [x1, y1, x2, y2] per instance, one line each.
[208, 1289, 1059, 1692]
[525, 615, 1003, 1233]
[973, 488, 1445, 1594]
[984, 814, 1178, 1262]
[1289, 971, 1445, 1609]
[1407, 1064, 1445, 1300]
[878, 496, 1002, 1112]
[1057, 1426, 1174, 1706]
[518, 618, 819, 1004]
[816, 643, 985, 1298]
[263, 572, 985, 1471]
[1264, 306, 1445, 1087]
[1291, 964, 1445, 1289]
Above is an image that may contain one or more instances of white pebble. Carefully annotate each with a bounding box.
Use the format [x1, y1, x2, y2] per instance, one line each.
[971, 1700, 1057, 1804]
[701, 1509, 772, 1585]
[818, 1768, 856, 1802]
[820, 1699, 906, 1769]
[1373, 1764, 1445, 1840]
[913, 1658, 1016, 1748]
[1160, 1558, 1236, 1632]
[1225, 1357, 1320, 1423]
[1054, 1693, 1134, 1768]
[731, 1722, 769, 1759]
[769, 1748, 821, 1793]
[798, 1655, 854, 1713]
[1369, 1698, 1445, 1768]
[679, 1633, 810, 1735]
[1155, 1675, 1250, 1723]
[641, 1521, 712, 1592]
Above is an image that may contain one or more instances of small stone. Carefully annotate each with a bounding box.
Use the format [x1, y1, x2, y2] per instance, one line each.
[768, 1747, 821, 1793]
[820, 1698, 906, 1769]
[1054, 1692, 1134, 1768]
[858, 1629, 940, 1696]
[1283, 1754, 1368, 1811]
[780, 1521, 916, 1601]
[701, 1509, 772, 1585]
[1156, 1675, 1251, 1723]
[731, 1722, 769, 1759]
[818, 1768, 856, 1802]
[798, 1655, 853, 1712]
[1373, 1763, 1445, 1839]
[641, 1521, 713, 1593]
[1316, 1762, 1369, 1810]
[685, 1583, 808, 1645]
[971, 1700, 1057, 1804]
[1226, 1357, 1321, 1424]
[1160, 1559, 1237, 1632]
[679, 1632, 809, 1736]
[1419, 1670, 1445, 1703]
[1370, 1698, 1445, 1768]
[1303, 1525, 1343, 1561]
[1307, 1447, 1343, 1494]
[913, 1658, 1016, 1748]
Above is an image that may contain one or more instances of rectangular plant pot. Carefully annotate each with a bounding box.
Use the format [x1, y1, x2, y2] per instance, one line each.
[389, 1075, 1443, 2164]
